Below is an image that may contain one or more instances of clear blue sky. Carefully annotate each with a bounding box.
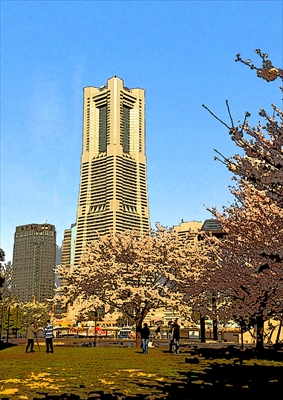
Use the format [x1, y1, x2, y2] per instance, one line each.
[1, 0, 282, 262]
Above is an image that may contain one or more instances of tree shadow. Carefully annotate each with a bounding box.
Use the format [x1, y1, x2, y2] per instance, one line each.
[11, 347, 282, 400]
[31, 362, 283, 400]
[0, 341, 16, 351]
[132, 362, 283, 398]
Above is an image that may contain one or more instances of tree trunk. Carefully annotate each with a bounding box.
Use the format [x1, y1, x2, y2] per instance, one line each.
[212, 296, 218, 340]
[275, 320, 282, 349]
[200, 315, 206, 343]
[136, 322, 142, 348]
[213, 318, 218, 341]
[255, 315, 264, 351]
[240, 325, 244, 349]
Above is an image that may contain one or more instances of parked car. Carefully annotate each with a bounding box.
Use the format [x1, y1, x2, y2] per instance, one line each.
[225, 321, 240, 328]
[117, 328, 135, 339]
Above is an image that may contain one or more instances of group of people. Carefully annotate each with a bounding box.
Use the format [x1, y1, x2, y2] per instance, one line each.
[26, 320, 54, 353]
[26, 319, 180, 355]
[140, 319, 180, 354]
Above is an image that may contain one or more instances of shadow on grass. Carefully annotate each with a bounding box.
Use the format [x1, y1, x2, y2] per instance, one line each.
[0, 341, 17, 351]
[179, 345, 283, 362]
[2, 345, 283, 399]
[23, 362, 283, 400]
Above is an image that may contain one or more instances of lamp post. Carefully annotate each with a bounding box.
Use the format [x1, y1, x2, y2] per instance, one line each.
[6, 305, 11, 344]
[200, 313, 206, 343]
[15, 305, 19, 338]
[0, 303, 3, 343]
[93, 310, 98, 347]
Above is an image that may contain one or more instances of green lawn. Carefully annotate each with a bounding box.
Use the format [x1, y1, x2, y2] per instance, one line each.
[1, 343, 283, 399]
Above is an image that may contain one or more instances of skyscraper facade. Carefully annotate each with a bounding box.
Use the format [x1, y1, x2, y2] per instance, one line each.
[12, 223, 56, 302]
[74, 76, 150, 266]
[61, 223, 76, 269]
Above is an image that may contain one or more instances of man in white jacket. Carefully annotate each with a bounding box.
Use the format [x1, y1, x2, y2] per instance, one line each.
[43, 320, 54, 353]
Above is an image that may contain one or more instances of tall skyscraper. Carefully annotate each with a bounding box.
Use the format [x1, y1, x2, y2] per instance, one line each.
[61, 223, 76, 269]
[12, 223, 56, 302]
[74, 76, 150, 266]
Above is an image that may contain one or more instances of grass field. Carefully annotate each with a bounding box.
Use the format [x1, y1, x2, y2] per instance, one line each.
[1, 343, 283, 399]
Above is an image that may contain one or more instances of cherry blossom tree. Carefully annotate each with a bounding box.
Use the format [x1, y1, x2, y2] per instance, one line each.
[211, 50, 282, 208]
[173, 231, 222, 342]
[55, 227, 198, 345]
[210, 184, 283, 349]
[204, 50, 283, 349]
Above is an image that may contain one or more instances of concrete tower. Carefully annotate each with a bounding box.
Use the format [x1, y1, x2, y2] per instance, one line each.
[74, 76, 150, 265]
[12, 223, 56, 302]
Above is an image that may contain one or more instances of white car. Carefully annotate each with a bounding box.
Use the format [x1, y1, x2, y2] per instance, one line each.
[117, 328, 135, 339]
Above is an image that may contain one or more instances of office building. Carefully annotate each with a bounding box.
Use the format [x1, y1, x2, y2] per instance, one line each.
[74, 76, 150, 265]
[61, 223, 76, 270]
[12, 223, 56, 302]
[173, 220, 203, 244]
[173, 219, 225, 242]
[200, 219, 224, 238]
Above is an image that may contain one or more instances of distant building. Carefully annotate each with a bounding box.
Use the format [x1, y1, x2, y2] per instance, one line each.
[172, 220, 203, 245]
[61, 223, 76, 270]
[172, 218, 225, 252]
[73, 76, 150, 266]
[173, 220, 203, 236]
[61, 228, 71, 269]
[11, 223, 56, 302]
[200, 219, 225, 238]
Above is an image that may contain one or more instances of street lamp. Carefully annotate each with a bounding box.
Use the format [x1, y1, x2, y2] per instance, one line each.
[6, 305, 11, 344]
[93, 310, 98, 347]
[0, 303, 3, 343]
[15, 305, 19, 338]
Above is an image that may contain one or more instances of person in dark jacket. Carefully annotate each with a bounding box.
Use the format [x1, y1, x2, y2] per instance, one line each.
[26, 322, 41, 353]
[172, 319, 180, 354]
[141, 323, 150, 354]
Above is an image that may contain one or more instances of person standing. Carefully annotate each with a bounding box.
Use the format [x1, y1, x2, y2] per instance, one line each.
[43, 320, 54, 353]
[168, 324, 173, 353]
[25, 322, 41, 353]
[154, 325, 161, 339]
[172, 319, 180, 354]
[141, 323, 150, 354]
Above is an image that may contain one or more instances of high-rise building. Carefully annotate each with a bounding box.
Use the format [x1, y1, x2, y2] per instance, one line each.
[61, 223, 76, 269]
[12, 223, 56, 302]
[74, 76, 150, 265]
[61, 228, 71, 269]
